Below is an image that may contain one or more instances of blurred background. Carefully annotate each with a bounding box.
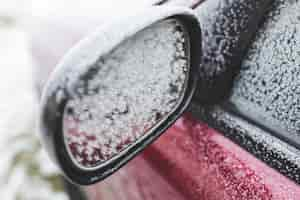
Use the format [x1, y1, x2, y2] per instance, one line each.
[0, 0, 158, 199]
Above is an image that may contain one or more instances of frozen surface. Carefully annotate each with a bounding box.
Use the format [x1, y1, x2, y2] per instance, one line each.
[163, 0, 201, 7]
[86, 114, 300, 199]
[190, 103, 300, 184]
[63, 20, 189, 168]
[194, 0, 272, 102]
[231, 0, 300, 146]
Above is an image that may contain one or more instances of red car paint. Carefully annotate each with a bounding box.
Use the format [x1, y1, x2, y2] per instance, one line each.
[85, 114, 300, 200]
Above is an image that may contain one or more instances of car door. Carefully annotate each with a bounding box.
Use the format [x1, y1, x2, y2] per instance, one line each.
[31, 0, 300, 199]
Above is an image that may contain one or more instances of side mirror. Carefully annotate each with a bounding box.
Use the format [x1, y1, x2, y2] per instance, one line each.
[39, 6, 201, 185]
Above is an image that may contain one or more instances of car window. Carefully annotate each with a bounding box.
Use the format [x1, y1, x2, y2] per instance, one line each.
[230, 0, 300, 149]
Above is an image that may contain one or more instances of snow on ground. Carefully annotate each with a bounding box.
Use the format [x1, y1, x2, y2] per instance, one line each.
[0, 21, 68, 200]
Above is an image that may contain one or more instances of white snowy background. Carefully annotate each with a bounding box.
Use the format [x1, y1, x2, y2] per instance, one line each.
[0, 0, 157, 199]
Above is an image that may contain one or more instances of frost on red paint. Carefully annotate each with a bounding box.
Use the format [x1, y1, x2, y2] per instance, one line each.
[145, 115, 300, 200]
[85, 114, 300, 200]
[145, 115, 271, 200]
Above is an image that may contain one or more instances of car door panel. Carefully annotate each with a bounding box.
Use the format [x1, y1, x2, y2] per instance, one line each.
[85, 115, 300, 200]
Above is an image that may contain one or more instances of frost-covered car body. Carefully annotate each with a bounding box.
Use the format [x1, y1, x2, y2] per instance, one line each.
[31, 0, 300, 199]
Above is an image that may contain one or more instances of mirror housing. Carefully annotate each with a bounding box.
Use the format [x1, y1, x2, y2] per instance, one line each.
[39, 6, 201, 185]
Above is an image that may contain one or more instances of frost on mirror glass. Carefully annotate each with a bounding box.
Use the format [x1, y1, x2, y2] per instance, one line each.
[63, 20, 190, 169]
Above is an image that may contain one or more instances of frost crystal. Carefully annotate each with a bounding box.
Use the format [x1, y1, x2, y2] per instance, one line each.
[231, 0, 300, 143]
[63, 20, 189, 168]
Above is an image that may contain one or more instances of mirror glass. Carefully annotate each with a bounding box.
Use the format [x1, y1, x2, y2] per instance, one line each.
[62, 19, 190, 169]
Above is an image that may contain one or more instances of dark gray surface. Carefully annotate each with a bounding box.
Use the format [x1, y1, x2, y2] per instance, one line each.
[193, 0, 273, 102]
[230, 0, 300, 149]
